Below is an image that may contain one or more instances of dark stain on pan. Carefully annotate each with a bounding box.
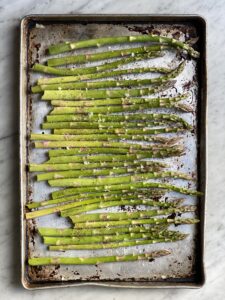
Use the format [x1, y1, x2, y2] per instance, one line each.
[26, 272, 197, 283]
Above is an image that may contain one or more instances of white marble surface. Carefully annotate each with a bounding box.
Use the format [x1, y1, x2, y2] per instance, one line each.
[0, 0, 224, 298]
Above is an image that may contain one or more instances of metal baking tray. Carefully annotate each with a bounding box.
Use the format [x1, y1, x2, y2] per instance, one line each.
[20, 14, 207, 289]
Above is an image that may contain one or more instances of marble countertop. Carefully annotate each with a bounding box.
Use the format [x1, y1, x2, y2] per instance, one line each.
[0, 0, 224, 299]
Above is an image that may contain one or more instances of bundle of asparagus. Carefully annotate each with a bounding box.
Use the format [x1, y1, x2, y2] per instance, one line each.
[27, 32, 200, 266]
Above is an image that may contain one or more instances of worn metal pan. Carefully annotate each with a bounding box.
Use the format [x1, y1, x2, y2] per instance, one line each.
[20, 14, 207, 289]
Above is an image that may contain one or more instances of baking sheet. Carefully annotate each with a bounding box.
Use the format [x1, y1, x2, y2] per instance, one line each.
[20, 15, 206, 289]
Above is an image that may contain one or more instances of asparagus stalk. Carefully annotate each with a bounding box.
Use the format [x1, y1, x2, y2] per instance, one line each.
[48, 171, 192, 188]
[36, 164, 163, 181]
[47, 147, 158, 156]
[49, 100, 174, 108]
[38, 66, 173, 85]
[41, 82, 174, 100]
[73, 217, 200, 229]
[40, 126, 184, 136]
[48, 136, 181, 150]
[69, 202, 186, 223]
[28, 250, 171, 266]
[47, 45, 168, 66]
[48, 34, 200, 58]
[28, 188, 167, 209]
[48, 236, 186, 251]
[32, 52, 162, 76]
[49, 100, 191, 114]
[34, 139, 183, 149]
[41, 133, 187, 144]
[46, 112, 190, 128]
[51, 181, 201, 199]
[45, 150, 183, 164]
[63, 204, 195, 218]
[51, 131, 181, 146]
[26, 198, 183, 219]
[41, 121, 168, 129]
[47, 140, 179, 155]
[32, 133, 177, 143]
[44, 230, 184, 246]
[32, 62, 184, 93]
[29, 160, 162, 172]
[26, 195, 147, 219]
[49, 95, 187, 108]
[38, 225, 168, 237]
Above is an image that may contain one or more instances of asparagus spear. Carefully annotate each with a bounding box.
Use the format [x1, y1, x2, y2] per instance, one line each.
[47, 45, 168, 66]
[34, 139, 183, 149]
[48, 34, 199, 58]
[28, 250, 171, 266]
[51, 181, 201, 199]
[69, 202, 186, 223]
[41, 82, 174, 100]
[28, 188, 167, 209]
[36, 164, 163, 181]
[32, 52, 162, 76]
[73, 217, 200, 229]
[45, 151, 183, 164]
[40, 126, 184, 136]
[38, 66, 173, 85]
[29, 160, 163, 172]
[47, 141, 179, 155]
[48, 235, 186, 251]
[51, 131, 181, 146]
[26, 198, 183, 219]
[32, 133, 179, 143]
[46, 112, 190, 128]
[49, 99, 181, 108]
[46, 132, 183, 143]
[38, 225, 168, 237]
[32, 62, 184, 93]
[26, 195, 147, 219]
[41, 121, 168, 129]
[47, 147, 148, 156]
[48, 171, 192, 188]
[63, 204, 195, 218]
[44, 230, 184, 246]
[49, 100, 191, 114]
